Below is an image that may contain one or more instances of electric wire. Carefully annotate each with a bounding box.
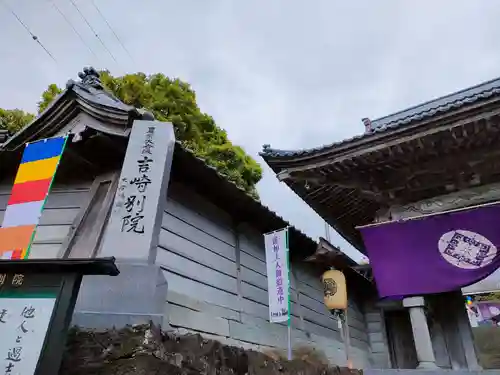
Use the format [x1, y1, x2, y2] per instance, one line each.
[1, 0, 57, 63]
[90, 0, 135, 65]
[66, 0, 120, 67]
[49, 0, 101, 63]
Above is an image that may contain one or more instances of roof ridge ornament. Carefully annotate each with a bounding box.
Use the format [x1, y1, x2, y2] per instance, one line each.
[65, 66, 104, 91]
[78, 67, 103, 90]
[362, 117, 372, 133]
[63, 66, 154, 120]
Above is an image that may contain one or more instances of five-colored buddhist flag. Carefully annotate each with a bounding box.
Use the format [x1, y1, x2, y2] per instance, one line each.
[0, 136, 67, 260]
[359, 204, 500, 298]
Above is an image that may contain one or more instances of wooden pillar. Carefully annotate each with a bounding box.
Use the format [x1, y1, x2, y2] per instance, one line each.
[451, 292, 482, 370]
[403, 297, 438, 369]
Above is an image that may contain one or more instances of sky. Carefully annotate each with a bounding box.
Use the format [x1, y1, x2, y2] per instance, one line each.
[1, 0, 500, 262]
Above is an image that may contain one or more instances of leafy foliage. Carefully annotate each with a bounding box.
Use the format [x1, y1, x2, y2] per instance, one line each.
[38, 84, 63, 113]
[473, 292, 500, 302]
[0, 108, 34, 134]
[2, 71, 263, 197]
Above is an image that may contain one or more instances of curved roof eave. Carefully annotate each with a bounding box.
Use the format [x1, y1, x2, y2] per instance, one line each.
[261, 75, 500, 162]
[1, 78, 140, 152]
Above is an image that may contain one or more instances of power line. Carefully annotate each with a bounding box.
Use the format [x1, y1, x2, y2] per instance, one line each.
[49, 0, 101, 63]
[1, 0, 57, 63]
[90, 0, 135, 65]
[66, 0, 120, 67]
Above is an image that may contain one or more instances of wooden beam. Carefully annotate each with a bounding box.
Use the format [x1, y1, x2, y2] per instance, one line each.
[279, 107, 500, 174]
[305, 237, 373, 284]
[287, 171, 391, 203]
[64, 147, 98, 174]
[384, 144, 500, 187]
[294, 134, 500, 200]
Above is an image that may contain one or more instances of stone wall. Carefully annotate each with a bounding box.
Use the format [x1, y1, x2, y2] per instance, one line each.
[60, 324, 362, 375]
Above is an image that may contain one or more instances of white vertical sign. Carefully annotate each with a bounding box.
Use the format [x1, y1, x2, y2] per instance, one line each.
[466, 305, 479, 327]
[99, 120, 175, 263]
[264, 228, 290, 323]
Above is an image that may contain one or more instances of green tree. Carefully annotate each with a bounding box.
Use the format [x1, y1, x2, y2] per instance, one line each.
[0, 108, 34, 133]
[3, 71, 263, 198]
[473, 292, 500, 302]
[38, 84, 62, 113]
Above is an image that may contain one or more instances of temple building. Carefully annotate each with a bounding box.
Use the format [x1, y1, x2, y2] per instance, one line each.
[260, 77, 500, 370]
[0, 68, 376, 368]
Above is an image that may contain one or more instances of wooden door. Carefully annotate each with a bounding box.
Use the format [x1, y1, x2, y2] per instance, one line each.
[385, 310, 419, 369]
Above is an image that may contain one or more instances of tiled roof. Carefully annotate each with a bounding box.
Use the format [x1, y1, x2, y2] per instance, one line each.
[370, 76, 500, 130]
[261, 76, 500, 158]
[1, 67, 140, 152]
[179, 149, 360, 261]
[176, 144, 363, 270]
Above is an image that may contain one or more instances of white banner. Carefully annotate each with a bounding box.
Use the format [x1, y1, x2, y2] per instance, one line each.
[264, 228, 290, 323]
[462, 267, 500, 295]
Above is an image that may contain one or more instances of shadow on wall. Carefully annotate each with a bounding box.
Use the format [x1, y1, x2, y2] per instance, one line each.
[473, 326, 500, 369]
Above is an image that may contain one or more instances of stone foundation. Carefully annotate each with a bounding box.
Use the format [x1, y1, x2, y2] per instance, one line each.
[60, 324, 362, 375]
[72, 263, 168, 329]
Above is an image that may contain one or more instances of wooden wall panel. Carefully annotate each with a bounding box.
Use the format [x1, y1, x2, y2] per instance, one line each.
[157, 182, 372, 367]
[0, 184, 91, 259]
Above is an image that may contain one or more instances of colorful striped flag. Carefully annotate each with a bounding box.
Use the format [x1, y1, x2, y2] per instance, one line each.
[0, 136, 67, 260]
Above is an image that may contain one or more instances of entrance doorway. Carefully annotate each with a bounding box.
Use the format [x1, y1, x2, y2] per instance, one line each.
[385, 310, 418, 369]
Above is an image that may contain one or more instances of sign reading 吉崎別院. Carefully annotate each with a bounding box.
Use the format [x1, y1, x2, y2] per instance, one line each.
[264, 228, 290, 323]
[0, 292, 56, 375]
[99, 120, 175, 262]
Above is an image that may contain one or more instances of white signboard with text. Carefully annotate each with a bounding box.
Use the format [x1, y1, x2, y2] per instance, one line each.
[100, 120, 175, 262]
[264, 228, 290, 323]
[0, 295, 56, 375]
[463, 267, 500, 295]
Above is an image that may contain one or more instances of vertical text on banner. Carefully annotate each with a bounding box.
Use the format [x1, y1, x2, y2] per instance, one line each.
[264, 228, 290, 323]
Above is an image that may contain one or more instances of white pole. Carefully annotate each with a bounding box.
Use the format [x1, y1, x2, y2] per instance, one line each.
[287, 323, 292, 360]
[344, 310, 353, 368]
[335, 310, 352, 368]
[324, 221, 331, 242]
[286, 227, 292, 361]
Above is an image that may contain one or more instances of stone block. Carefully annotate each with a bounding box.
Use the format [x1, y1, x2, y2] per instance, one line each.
[365, 371, 500, 375]
[167, 304, 230, 336]
[402, 296, 425, 308]
[72, 262, 168, 329]
[369, 332, 385, 344]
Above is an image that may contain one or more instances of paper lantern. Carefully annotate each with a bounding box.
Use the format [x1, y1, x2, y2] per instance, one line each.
[321, 270, 347, 310]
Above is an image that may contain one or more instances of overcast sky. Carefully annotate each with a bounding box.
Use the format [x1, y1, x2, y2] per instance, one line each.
[1, 0, 500, 261]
